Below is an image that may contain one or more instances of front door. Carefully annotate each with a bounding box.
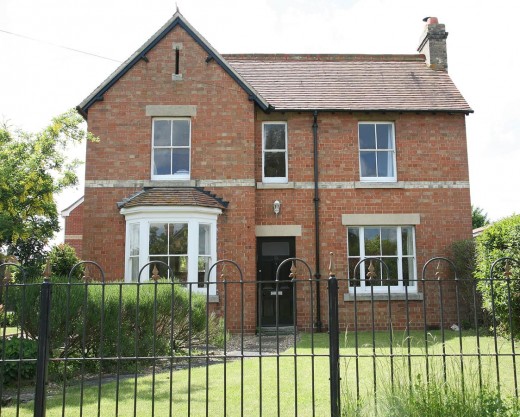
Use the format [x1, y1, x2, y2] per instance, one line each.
[257, 237, 295, 327]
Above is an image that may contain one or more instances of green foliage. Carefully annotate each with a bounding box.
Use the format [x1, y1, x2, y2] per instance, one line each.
[0, 337, 38, 385]
[472, 205, 490, 229]
[475, 214, 520, 338]
[381, 376, 519, 416]
[0, 109, 96, 271]
[9, 278, 222, 377]
[48, 243, 83, 280]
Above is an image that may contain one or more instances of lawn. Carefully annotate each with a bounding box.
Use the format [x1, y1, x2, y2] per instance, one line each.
[2, 330, 519, 416]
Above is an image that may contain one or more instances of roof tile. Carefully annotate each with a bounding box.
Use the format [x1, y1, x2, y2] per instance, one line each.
[118, 188, 228, 210]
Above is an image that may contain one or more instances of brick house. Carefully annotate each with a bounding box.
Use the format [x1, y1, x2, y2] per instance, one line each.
[61, 196, 84, 256]
[73, 13, 472, 331]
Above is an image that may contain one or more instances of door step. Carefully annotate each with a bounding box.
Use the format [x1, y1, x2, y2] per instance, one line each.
[257, 326, 296, 336]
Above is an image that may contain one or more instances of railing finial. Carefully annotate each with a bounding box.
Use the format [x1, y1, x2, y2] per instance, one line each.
[329, 252, 335, 277]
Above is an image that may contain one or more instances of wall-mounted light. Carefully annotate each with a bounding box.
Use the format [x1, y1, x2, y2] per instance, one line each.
[273, 200, 281, 216]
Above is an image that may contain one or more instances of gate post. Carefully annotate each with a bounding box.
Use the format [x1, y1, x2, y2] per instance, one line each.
[34, 269, 52, 417]
[328, 253, 341, 417]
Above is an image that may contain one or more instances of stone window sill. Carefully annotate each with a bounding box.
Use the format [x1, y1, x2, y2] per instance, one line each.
[256, 182, 295, 189]
[344, 293, 423, 302]
[354, 181, 404, 189]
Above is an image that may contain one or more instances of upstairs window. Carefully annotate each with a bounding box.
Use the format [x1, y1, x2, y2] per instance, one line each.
[358, 122, 396, 182]
[152, 118, 190, 180]
[262, 122, 288, 183]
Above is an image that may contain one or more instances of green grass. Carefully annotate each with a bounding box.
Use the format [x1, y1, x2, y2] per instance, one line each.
[2, 330, 520, 416]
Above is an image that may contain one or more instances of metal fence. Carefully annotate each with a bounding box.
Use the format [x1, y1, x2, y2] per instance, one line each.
[0, 256, 518, 416]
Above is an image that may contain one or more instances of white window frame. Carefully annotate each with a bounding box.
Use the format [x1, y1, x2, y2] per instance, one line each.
[151, 117, 191, 180]
[262, 122, 288, 183]
[347, 225, 417, 293]
[122, 206, 220, 295]
[358, 122, 397, 182]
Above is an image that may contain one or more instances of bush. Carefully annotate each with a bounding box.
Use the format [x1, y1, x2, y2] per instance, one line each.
[9, 278, 222, 376]
[48, 243, 83, 280]
[475, 214, 520, 338]
[0, 337, 38, 385]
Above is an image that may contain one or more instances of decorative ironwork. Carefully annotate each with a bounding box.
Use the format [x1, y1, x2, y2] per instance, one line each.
[151, 265, 160, 281]
[82, 265, 91, 282]
[289, 261, 297, 279]
[43, 260, 51, 279]
[329, 252, 335, 277]
[366, 260, 377, 280]
[504, 261, 513, 279]
[435, 260, 443, 280]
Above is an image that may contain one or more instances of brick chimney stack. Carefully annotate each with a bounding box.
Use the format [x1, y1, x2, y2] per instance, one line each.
[417, 17, 449, 71]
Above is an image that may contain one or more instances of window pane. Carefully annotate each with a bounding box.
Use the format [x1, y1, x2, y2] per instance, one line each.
[129, 224, 140, 256]
[376, 124, 392, 149]
[262, 242, 290, 256]
[149, 256, 169, 279]
[384, 257, 399, 286]
[199, 224, 210, 255]
[172, 120, 190, 146]
[172, 148, 190, 175]
[149, 223, 168, 255]
[130, 257, 139, 282]
[360, 151, 377, 177]
[264, 124, 286, 150]
[364, 228, 381, 256]
[154, 120, 171, 146]
[402, 227, 414, 256]
[264, 152, 286, 178]
[359, 124, 376, 149]
[169, 223, 188, 254]
[348, 228, 360, 256]
[198, 256, 210, 288]
[402, 257, 414, 286]
[348, 258, 361, 287]
[377, 151, 394, 178]
[154, 149, 171, 175]
[170, 256, 188, 283]
[381, 228, 397, 255]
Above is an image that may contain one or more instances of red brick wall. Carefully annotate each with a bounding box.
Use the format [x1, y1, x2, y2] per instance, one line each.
[63, 202, 84, 256]
[82, 22, 472, 332]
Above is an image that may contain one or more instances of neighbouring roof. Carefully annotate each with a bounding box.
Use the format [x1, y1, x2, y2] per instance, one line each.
[117, 187, 229, 210]
[225, 54, 472, 113]
[61, 196, 84, 217]
[78, 12, 472, 116]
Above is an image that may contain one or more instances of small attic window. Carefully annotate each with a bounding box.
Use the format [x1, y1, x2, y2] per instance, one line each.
[172, 42, 183, 81]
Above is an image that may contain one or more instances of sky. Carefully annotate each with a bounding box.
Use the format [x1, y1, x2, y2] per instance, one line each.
[1, 0, 519, 240]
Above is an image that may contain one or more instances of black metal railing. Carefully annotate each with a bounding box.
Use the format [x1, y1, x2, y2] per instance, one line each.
[0, 256, 518, 416]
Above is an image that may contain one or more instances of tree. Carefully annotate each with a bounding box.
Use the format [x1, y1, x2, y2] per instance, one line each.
[472, 205, 490, 229]
[475, 214, 520, 338]
[0, 109, 96, 276]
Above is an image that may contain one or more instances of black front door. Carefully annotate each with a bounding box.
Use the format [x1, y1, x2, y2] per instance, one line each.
[257, 237, 295, 327]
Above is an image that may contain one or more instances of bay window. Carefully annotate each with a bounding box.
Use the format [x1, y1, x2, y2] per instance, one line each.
[123, 207, 219, 294]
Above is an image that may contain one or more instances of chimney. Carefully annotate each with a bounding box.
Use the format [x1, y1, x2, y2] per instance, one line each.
[417, 17, 448, 71]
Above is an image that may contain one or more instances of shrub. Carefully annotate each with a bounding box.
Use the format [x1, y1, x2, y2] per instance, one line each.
[9, 278, 222, 376]
[475, 214, 520, 338]
[48, 243, 83, 280]
[0, 337, 38, 385]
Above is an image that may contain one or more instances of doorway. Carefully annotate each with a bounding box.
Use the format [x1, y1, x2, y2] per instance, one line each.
[257, 237, 295, 327]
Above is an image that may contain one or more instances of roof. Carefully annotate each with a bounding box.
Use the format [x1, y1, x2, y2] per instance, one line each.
[117, 187, 228, 210]
[78, 12, 270, 116]
[224, 54, 472, 113]
[61, 196, 84, 217]
[78, 13, 472, 115]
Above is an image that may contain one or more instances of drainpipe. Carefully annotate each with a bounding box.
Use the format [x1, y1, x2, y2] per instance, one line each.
[312, 111, 323, 332]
